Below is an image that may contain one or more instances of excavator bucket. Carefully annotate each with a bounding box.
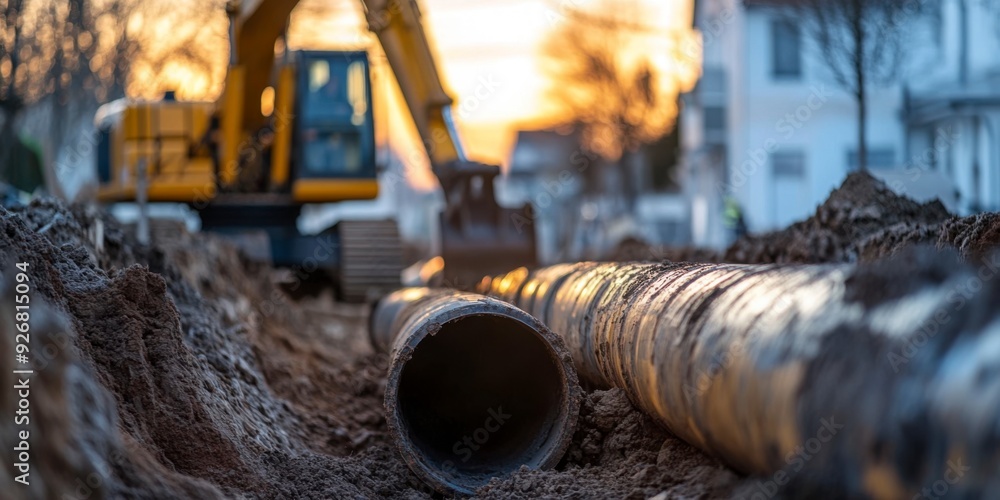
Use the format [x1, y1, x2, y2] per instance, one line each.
[434, 160, 537, 289]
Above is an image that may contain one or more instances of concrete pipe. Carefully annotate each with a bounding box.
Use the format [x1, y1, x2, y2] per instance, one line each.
[480, 259, 1000, 498]
[370, 288, 581, 495]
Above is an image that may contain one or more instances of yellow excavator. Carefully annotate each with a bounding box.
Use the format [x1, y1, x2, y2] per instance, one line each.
[94, 0, 536, 301]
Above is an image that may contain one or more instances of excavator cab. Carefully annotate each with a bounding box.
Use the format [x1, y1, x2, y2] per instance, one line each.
[92, 49, 403, 303]
[294, 52, 376, 184]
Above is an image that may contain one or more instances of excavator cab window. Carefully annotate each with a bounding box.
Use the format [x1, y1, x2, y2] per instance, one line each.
[295, 51, 376, 180]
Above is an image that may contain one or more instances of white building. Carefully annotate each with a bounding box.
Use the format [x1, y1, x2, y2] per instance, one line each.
[683, 0, 1000, 248]
[501, 128, 689, 264]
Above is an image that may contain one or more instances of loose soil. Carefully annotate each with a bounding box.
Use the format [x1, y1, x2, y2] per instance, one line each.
[616, 172, 1000, 265]
[2, 171, 999, 499]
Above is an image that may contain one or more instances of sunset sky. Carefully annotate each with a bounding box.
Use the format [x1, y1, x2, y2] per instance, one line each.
[412, 0, 699, 166]
[140, 0, 698, 189]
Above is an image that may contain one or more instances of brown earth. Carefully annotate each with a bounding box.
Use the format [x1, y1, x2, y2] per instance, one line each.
[476, 390, 739, 499]
[616, 172, 1000, 266]
[2, 171, 1000, 499]
[724, 171, 953, 264]
[0, 201, 427, 499]
[723, 172, 1000, 265]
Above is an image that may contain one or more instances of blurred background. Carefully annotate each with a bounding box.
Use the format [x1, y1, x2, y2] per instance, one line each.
[2, 0, 998, 264]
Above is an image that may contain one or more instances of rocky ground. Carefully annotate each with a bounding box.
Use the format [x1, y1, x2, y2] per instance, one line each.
[2, 172, 999, 499]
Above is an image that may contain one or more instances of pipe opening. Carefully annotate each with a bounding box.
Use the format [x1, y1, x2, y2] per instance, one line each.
[397, 313, 566, 488]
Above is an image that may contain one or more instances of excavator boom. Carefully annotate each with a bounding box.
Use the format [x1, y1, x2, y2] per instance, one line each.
[361, 0, 464, 166]
[231, 0, 300, 133]
[359, 0, 537, 284]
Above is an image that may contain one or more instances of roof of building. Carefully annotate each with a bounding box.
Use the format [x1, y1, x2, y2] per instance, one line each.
[507, 127, 583, 176]
[906, 73, 1000, 125]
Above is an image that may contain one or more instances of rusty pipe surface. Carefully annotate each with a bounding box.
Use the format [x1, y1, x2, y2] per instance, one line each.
[481, 258, 1000, 497]
[370, 288, 581, 495]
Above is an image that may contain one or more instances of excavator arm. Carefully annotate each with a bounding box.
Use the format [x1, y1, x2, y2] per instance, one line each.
[359, 0, 537, 283]
[359, 0, 463, 166]
[232, 0, 300, 132]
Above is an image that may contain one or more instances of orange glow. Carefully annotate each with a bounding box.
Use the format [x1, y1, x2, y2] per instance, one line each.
[126, 0, 698, 191]
[260, 86, 275, 116]
[419, 256, 446, 283]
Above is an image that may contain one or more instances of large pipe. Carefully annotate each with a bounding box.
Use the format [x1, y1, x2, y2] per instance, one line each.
[480, 260, 1000, 498]
[370, 288, 581, 495]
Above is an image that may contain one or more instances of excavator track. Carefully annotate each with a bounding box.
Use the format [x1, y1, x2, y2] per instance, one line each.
[337, 220, 404, 303]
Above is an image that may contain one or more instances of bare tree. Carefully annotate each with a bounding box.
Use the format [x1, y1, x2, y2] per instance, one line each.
[541, 0, 677, 204]
[125, 0, 227, 99]
[793, 0, 929, 171]
[0, 0, 227, 198]
[1, 0, 140, 194]
[1, 0, 28, 165]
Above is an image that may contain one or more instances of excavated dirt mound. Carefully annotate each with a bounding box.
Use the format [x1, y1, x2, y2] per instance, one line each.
[857, 211, 1000, 262]
[476, 389, 738, 499]
[723, 172, 954, 264]
[724, 172, 1000, 265]
[0, 200, 427, 499]
[623, 172, 1000, 266]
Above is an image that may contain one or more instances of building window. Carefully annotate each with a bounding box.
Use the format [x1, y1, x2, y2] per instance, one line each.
[771, 20, 802, 79]
[704, 106, 726, 133]
[772, 150, 805, 177]
[771, 150, 809, 228]
[700, 67, 726, 94]
[847, 148, 896, 171]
